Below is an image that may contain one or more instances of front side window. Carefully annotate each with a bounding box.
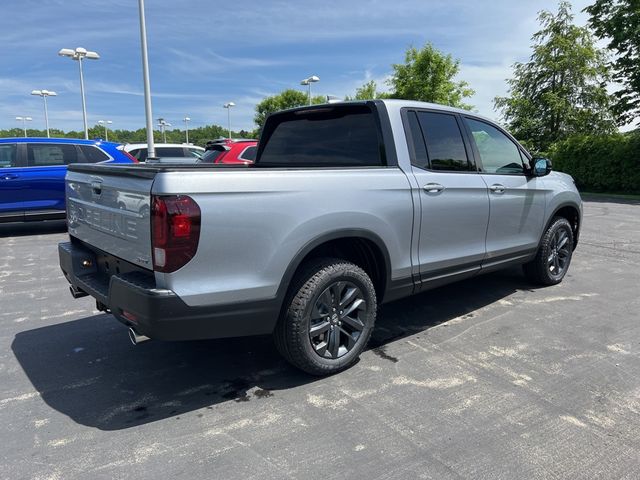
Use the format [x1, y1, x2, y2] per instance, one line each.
[258, 105, 383, 167]
[0, 144, 18, 168]
[416, 112, 472, 172]
[27, 144, 77, 166]
[465, 118, 525, 174]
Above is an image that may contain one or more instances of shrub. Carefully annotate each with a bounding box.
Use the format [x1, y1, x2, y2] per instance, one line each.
[549, 133, 640, 194]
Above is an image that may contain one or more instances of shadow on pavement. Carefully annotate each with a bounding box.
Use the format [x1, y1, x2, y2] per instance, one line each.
[12, 267, 531, 431]
[580, 194, 640, 206]
[0, 220, 67, 237]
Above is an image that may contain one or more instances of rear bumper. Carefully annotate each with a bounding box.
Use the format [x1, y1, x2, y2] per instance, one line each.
[58, 241, 280, 341]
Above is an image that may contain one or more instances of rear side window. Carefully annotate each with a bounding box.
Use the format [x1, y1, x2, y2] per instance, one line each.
[27, 144, 77, 166]
[79, 145, 110, 163]
[239, 145, 257, 162]
[258, 105, 383, 167]
[465, 118, 525, 174]
[0, 144, 18, 168]
[416, 112, 471, 172]
[156, 147, 187, 157]
[129, 149, 146, 161]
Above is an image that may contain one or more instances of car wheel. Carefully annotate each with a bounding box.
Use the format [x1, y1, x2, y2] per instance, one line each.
[524, 216, 574, 286]
[274, 258, 377, 376]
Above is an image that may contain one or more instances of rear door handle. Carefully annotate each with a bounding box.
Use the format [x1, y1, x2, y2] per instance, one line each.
[489, 184, 506, 194]
[1, 173, 19, 180]
[423, 183, 445, 193]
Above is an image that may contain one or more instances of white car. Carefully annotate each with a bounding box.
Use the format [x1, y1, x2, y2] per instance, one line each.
[123, 143, 205, 161]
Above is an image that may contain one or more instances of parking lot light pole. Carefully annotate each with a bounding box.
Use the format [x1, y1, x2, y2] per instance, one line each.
[98, 120, 112, 141]
[157, 118, 171, 143]
[31, 90, 57, 138]
[300, 75, 320, 105]
[137, 0, 156, 158]
[59, 47, 100, 140]
[15, 116, 32, 137]
[223, 102, 235, 139]
[183, 117, 191, 144]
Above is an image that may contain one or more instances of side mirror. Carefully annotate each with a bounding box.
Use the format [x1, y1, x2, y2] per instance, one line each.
[533, 158, 552, 177]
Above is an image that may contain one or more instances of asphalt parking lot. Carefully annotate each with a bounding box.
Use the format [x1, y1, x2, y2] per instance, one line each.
[1, 197, 639, 479]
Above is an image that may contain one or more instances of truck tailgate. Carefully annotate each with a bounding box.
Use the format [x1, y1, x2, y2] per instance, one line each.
[66, 165, 154, 270]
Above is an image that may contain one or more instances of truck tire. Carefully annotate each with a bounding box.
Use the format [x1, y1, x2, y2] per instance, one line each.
[274, 258, 377, 375]
[523, 216, 574, 286]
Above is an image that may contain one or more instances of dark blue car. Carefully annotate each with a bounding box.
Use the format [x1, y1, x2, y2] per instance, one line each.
[0, 138, 137, 222]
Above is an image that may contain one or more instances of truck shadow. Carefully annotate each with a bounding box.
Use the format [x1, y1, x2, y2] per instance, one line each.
[12, 267, 532, 431]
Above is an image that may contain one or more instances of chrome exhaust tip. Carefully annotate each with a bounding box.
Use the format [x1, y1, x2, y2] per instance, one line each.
[128, 327, 150, 345]
[69, 285, 88, 299]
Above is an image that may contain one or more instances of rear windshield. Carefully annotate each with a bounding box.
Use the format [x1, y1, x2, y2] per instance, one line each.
[258, 105, 383, 167]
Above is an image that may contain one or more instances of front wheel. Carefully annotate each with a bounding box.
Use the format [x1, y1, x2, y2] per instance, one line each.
[524, 216, 574, 285]
[274, 258, 377, 375]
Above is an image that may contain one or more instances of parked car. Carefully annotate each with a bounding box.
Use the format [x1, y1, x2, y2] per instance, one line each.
[59, 100, 582, 375]
[202, 139, 258, 164]
[124, 143, 205, 162]
[0, 137, 137, 223]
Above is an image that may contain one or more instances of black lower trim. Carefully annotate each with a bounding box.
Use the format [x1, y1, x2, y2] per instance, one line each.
[59, 241, 279, 341]
[0, 210, 66, 223]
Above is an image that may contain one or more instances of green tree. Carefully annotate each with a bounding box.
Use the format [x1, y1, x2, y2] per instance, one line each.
[585, 0, 640, 125]
[495, 1, 615, 152]
[387, 43, 474, 109]
[346, 80, 388, 100]
[254, 89, 324, 129]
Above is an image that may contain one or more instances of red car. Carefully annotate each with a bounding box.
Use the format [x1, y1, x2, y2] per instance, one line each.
[202, 139, 257, 164]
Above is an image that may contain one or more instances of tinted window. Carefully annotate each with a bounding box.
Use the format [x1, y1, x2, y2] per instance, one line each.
[188, 148, 204, 159]
[201, 148, 225, 163]
[0, 144, 18, 168]
[79, 145, 109, 163]
[417, 112, 471, 171]
[259, 105, 382, 167]
[466, 118, 524, 174]
[156, 147, 187, 157]
[27, 144, 77, 166]
[129, 149, 146, 161]
[239, 146, 257, 162]
[406, 111, 428, 170]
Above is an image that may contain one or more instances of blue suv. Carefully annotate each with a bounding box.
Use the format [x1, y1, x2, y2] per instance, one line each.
[0, 138, 137, 223]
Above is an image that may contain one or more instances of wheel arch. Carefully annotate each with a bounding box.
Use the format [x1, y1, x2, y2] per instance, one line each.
[545, 202, 581, 249]
[275, 229, 392, 309]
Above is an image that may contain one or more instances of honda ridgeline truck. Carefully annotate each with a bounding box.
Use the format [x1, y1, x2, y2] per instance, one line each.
[59, 100, 582, 375]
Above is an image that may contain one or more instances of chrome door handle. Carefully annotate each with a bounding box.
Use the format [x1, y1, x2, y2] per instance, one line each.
[423, 183, 445, 193]
[489, 184, 506, 194]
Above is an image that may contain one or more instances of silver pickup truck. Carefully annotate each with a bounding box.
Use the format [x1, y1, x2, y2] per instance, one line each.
[59, 100, 582, 375]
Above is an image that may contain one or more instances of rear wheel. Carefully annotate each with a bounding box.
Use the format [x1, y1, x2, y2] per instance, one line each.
[274, 258, 377, 375]
[524, 217, 574, 285]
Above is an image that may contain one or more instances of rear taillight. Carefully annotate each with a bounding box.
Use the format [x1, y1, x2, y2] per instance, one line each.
[151, 195, 201, 273]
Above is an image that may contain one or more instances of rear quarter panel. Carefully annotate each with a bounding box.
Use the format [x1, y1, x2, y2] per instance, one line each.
[152, 167, 414, 307]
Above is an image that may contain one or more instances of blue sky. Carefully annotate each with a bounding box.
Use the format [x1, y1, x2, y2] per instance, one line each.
[1, 0, 600, 133]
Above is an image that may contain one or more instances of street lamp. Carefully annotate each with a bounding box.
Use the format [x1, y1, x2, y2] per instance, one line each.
[98, 120, 113, 141]
[58, 47, 100, 140]
[300, 75, 320, 105]
[223, 102, 235, 139]
[183, 117, 191, 144]
[31, 89, 57, 138]
[157, 118, 171, 143]
[15, 116, 32, 137]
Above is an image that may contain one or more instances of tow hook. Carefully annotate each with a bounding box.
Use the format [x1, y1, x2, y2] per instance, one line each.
[69, 285, 88, 299]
